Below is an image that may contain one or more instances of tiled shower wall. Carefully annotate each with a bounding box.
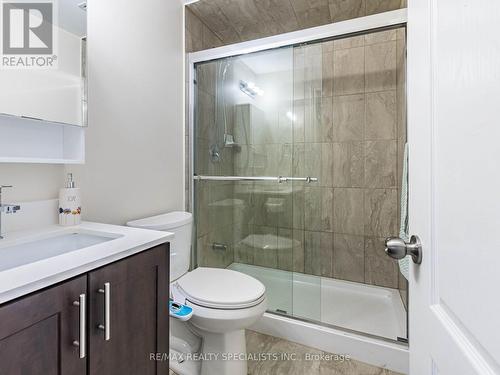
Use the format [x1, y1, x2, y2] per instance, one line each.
[193, 28, 407, 297]
[288, 28, 407, 291]
[186, 0, 408, 51]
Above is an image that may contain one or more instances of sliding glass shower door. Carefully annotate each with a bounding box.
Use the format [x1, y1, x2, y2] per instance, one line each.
[193, 45, 311, 317]
[192, 25, 408, 342]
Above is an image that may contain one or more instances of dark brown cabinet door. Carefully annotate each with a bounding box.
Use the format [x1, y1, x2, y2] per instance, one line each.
[0, 276, 87, 375]
[88, 244, 169, 375]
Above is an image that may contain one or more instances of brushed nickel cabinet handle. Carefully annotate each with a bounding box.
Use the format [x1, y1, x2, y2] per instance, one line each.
[72, 293, 86, 358]
[97, 282, 111, 341]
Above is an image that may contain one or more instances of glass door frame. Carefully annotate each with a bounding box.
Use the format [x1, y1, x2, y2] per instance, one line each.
[186, 8, 408, 344]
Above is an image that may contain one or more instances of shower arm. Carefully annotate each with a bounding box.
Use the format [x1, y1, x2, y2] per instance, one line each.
[193, 175, 318, 183]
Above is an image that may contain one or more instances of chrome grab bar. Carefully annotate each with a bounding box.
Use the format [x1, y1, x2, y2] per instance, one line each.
[193, 175, 318, 183]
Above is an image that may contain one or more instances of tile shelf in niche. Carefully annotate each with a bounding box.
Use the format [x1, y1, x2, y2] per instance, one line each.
[0, 113, 85, 164]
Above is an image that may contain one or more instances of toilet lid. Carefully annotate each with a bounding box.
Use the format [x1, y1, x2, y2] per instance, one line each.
[175, 267, 266, 309]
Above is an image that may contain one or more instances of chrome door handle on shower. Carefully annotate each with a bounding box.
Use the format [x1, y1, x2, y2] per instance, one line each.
[97, 282, 111, 341]
[72, 293, 86, 359]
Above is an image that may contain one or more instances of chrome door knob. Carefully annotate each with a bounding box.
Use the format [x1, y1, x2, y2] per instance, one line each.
[385, 235, 422, 265]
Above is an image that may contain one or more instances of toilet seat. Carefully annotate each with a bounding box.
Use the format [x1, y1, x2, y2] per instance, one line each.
[173, 267, 266, 309]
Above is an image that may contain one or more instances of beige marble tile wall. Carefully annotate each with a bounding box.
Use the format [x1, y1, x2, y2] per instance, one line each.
[185, 8, 224, 53]
[302, 28, 407, 290]
[186, 0, 407, 51]
[294, 28, 407, 290]
[230, 28, 407, 293]
[190, 24, 407, 296]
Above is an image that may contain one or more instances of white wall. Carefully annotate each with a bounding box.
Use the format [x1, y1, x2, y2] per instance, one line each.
[0, 0, 185, 225]
[68, 0, 185, 225]
[0, 164, 64, 202]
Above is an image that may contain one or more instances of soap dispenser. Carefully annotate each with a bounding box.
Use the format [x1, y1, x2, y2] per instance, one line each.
[58, 173, 81, 226]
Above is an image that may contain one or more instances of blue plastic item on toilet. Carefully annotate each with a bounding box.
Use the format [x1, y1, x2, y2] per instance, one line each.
[169, 299, 193, 321]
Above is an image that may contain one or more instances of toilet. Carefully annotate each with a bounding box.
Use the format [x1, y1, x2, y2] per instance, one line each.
[127, 211, 267, 375]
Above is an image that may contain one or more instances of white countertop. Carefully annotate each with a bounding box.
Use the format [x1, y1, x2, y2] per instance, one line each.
[0, 221, 173, 304]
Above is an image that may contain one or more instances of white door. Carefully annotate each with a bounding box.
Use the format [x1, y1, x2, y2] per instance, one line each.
[408, 0, 500, 374]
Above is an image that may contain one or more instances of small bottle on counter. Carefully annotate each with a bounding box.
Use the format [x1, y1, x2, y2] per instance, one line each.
[58, 173, 81, 226]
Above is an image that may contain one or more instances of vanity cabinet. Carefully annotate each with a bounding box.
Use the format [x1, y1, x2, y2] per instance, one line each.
[0, 244, 169, 375]
[0, 276, 87, 375]
[88, 244, 169, 375]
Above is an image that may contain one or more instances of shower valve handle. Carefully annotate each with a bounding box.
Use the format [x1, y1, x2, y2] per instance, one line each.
[385, 235, 422, 265]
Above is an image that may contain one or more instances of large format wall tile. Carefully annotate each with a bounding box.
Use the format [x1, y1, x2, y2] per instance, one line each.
[333, 188, 364, 235]
[198, 225, 235, 268]
[275, 228, 305, 272]
[365, 236, 399, 288]
[364, 140, 397, 188]
[196, 89, 216, 141]
[304, 143, 321, 182]
[305, 96, 331, 143]
[290, 0, 332, 29]
[366, 0, 403, 15]
[304, 187, 323, 231]
[292, 229, 306, 272]
[321, 143, 334, 187]
[320, 97, 334, 141]
[252, 225, 279, 268]
[333, 47, 365, 95]
[304, 231, 333, 277]
[365, 41, 397, 92]
[304, 230, 321, 275]
[334, 35, 364, 50]
[188, 0, 240, 44]
[332, 141, 364, 187]
[364, 188, 398, 237]
[365, 91, 396, 140]
[292, 186, 305, 229]
[333, 234, 365, 282]
[364, 29, 397, 45]
[304, 187, 334, 232]
[322, 50, 334, 97]
[332, 94, 365, 141]
[187, 0, 406, 52]
[234, 224, 254, 264]
[328, 0, 365, 22]
[195, 182, 210, 236]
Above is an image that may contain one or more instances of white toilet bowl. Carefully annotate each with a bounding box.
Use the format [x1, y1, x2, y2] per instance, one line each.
[172, 267, 267, 375]
[127, 212, 267, 375]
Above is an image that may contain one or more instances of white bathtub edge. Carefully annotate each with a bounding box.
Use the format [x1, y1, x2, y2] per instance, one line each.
[250, 312, 409, 374]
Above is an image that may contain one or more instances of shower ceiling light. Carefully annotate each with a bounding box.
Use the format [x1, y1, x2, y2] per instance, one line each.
[286, 111, 297, 122]
[239, 80, 264, 98]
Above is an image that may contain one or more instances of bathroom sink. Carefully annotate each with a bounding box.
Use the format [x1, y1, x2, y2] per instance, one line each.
[0, 232, 121, 272]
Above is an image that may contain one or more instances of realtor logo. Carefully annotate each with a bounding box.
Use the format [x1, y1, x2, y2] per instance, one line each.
[1, 0, 58, 68]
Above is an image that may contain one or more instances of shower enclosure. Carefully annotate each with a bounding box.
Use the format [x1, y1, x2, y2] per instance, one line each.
[189, 14, 408, 344]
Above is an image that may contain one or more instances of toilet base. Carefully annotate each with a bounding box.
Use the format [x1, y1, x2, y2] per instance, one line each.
[199, 329, 247, 375]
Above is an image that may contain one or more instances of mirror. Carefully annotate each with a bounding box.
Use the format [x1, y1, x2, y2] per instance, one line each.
[0, 0, 87, 126]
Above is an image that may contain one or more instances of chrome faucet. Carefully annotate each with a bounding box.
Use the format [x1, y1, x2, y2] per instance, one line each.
[0, 185, 21, 239]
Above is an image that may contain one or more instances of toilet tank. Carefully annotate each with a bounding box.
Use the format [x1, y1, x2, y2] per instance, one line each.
[127, 211, 193, 281]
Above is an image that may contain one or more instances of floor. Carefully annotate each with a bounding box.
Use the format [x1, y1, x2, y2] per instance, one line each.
[229, 263, 407, 340]
[169, 330, 402, 375]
